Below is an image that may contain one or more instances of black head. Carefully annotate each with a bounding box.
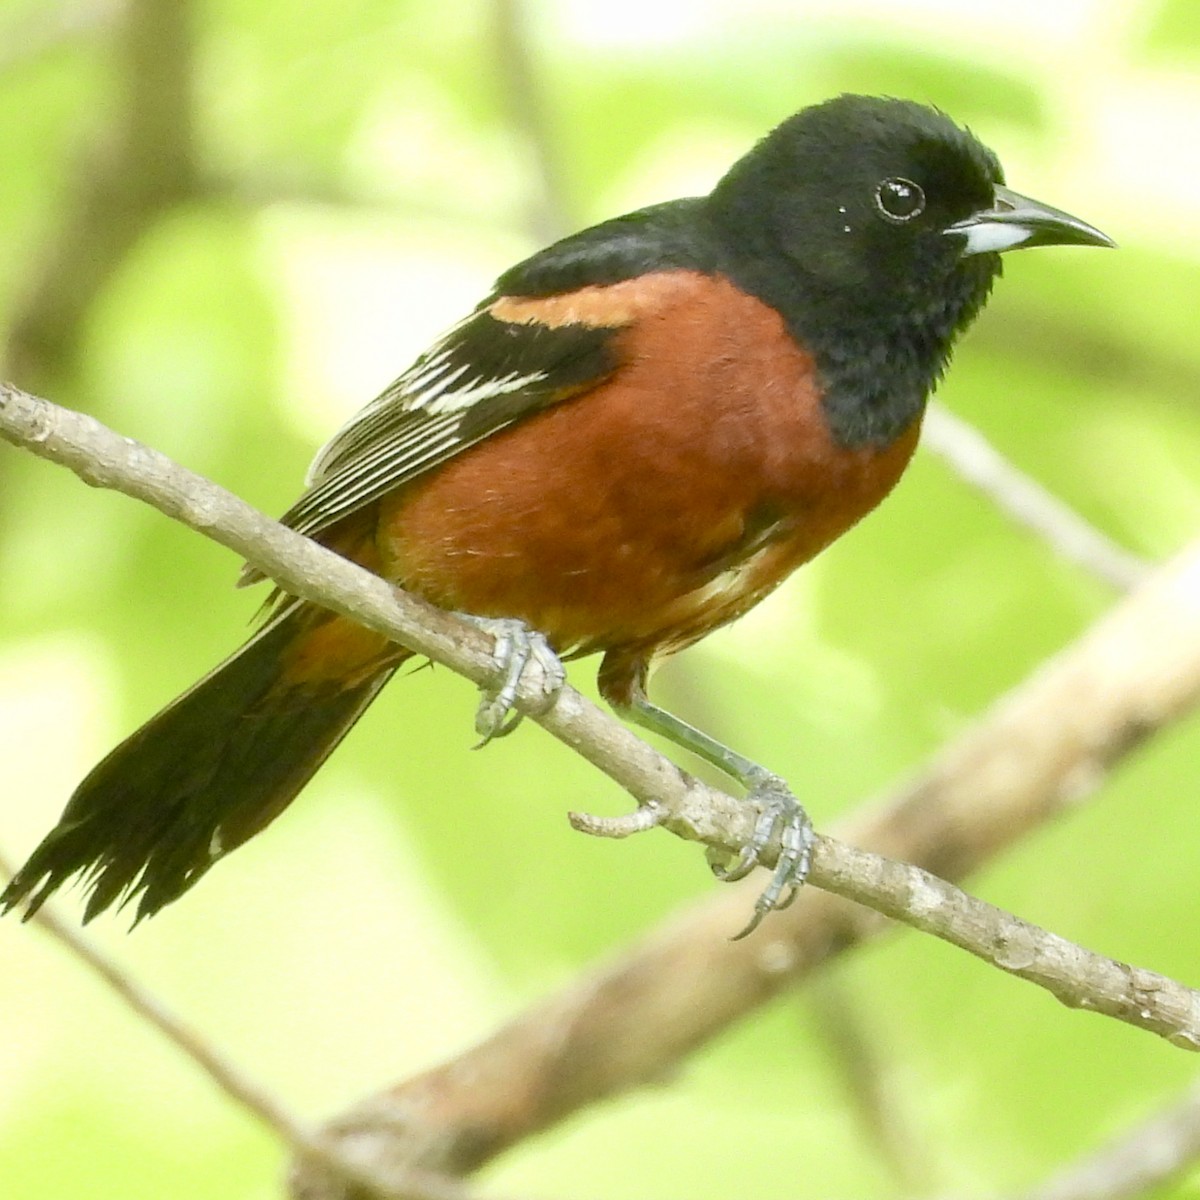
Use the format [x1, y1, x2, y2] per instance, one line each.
[711, 95, 1007, 305]
[706, 94, 1113, 445]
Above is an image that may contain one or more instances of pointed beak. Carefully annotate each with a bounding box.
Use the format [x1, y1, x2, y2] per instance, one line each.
[947, 185, 1116, 257]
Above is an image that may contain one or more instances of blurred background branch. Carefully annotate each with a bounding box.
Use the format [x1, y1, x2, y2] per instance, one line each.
[808, 972, 936, 1193]
[3, 0, 198, 387]
[489, 0, 574, 244]
[1010, 1078, 1200, 1200]
[923, 403, 1151, 591]
[0, 850, 489, 1200]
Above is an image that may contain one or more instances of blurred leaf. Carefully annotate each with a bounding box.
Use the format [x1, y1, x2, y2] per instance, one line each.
[811, 35, 1048, 134]
[1143, 0, 1200, 57]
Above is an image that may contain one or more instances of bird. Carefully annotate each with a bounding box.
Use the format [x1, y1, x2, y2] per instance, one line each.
[1, 94, 1113, 931]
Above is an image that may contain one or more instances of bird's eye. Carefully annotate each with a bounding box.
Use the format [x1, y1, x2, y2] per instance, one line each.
[874, 177, 925, 223]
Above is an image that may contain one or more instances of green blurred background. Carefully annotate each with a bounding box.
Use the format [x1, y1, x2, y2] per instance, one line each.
[2, 0, 1199, 1197]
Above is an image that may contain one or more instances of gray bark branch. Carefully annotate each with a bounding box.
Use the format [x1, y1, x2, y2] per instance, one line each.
[3, 382, 1200, 1197]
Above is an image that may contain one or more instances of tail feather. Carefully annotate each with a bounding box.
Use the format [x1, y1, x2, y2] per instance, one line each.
[2, 604, 402, 923]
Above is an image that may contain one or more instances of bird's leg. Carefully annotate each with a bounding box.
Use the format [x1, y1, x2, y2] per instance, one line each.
[455, 615, 566, 744]
[620, 679, 814, 939]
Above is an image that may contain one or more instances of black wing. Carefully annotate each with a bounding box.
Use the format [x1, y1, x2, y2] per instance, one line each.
[241, 197, 718, 584]
[275, 305, 619, 542]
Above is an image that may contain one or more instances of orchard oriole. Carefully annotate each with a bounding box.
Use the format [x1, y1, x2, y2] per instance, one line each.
[2, 94, 1113, 929]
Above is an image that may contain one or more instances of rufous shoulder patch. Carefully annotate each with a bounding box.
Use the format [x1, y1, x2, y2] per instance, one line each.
[490, 270, 709, 329]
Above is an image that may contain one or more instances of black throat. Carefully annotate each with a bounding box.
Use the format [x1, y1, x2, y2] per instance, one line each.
[712, 241, 1001, 450]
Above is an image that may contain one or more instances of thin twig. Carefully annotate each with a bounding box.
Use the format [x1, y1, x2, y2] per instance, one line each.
[1008, 1078, 1200, 1200]
[924, 403, 1150, 591]
[809, 974, 934, 1192]
[490, 0, 573, 244]
[0, 848, 489, 1200]
[817, 836, 1200, 1048]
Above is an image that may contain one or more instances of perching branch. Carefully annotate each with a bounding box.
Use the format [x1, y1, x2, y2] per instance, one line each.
[3, 383, 1200, 1194]
[3, 379, 1199, 1023]
[297, 536, 1200, 1196]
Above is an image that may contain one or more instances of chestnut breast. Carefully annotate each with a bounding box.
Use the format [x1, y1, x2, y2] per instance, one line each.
[376, 271, 922, 655]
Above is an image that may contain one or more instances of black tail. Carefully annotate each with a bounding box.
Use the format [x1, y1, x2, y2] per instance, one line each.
[2, 604, 401, 923]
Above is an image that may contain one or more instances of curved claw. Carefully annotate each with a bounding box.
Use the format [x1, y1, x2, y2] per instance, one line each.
[707, 843, 758, 883]
[481, 707, 525, 742]
[461, 616, 565, 745]
[713, 773, 813, 940]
